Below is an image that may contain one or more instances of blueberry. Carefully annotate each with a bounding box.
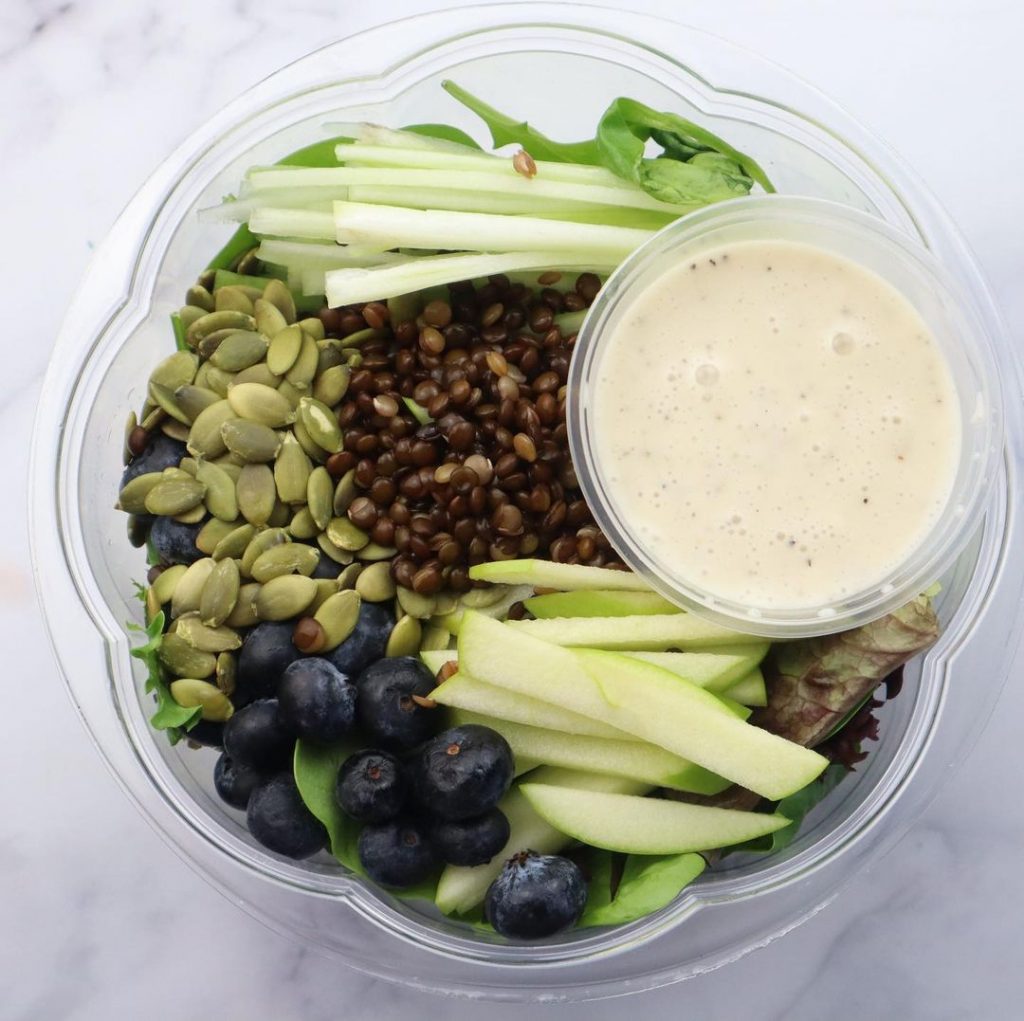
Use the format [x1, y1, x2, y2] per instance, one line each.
[355, 657, 438, 750]
[324, 602, 394, 677]
[184, 719, 224, 748]
[149, 515, 204, 565]
[336, 750, 406, 823]
[214, 753, 265, 809]
[222, 699, 293, 770]
[235, 621, 302, 707]
[357, 817, 438, 888]
[311, 556, 343, 580]
[430, 808, 510, 866]
[121, 434, 187, 485]
[485, 852, 587, 939]
[278, 658, 357, 744]
[412, 725, 513, 821]
[246, 773, 327, 859]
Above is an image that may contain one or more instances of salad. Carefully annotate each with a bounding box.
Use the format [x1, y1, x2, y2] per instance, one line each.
[117, 83, 940, 940]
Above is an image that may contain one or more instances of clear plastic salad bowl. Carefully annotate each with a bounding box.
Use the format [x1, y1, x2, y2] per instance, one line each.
[30, 2, 1024, 1002]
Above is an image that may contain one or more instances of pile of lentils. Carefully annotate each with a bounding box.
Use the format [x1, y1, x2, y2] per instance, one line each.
[315, 271, 625, 596]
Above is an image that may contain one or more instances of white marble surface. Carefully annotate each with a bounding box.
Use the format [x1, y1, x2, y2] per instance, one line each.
[5, 0, 1024, 1016]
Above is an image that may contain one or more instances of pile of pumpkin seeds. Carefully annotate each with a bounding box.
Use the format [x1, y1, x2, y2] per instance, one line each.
[119, 260, 521, 722]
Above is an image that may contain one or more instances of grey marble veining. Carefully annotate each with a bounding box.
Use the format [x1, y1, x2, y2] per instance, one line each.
[4, 1, 1024, 1017]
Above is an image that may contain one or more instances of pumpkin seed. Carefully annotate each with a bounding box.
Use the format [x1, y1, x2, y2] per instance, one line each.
[273, 433, 312, 503]
[202, 365, 236, 398]
[254, 575, 317, 620]
[161, 419, 191, 442]
[313, 590, 361, 651]
[385, 614, 422, 658]
[178, 304, 208, 329]
[458, 586, 506, 609]
[336, 563, 364, 589]
[298, 316, 326, 341]
[254, 297, 289, 339]
[266, 323, 303, 376]
[236, 463, 277, 525]
[396, 586, 436, 619]
[332, 469, 358, 515]
[226, 583, 261, 628]
[186, 309, 255, 347]
[227, 382, 294, 427]
[127, 514, 150, 549]
[122, 411, 138, 465]
[144, 477, 206, 516]
[241, 527, 290, 576]
[285, 332, 319, 391]
[317, 531, 354, 565]
[306, 467, 334, 530]
[213, 522, 257, 561]
[140, 405, 166, 432]
[171, 558, 216, 618]
[215, 652, 237, 695]
[276, 380, 304, 410]
[262, 278, 297, 324]
[312, 364, 351, 407]
[251, 542, 320, 582]
[221, 419, 281, 463]
[150, 564, 188, 606]
[199, 557, 240, 627]
[235, 247, 261, 275]
[344, 351, 363, 369]
[178, 458, 199, 477]
[340, 327, 384, 349]
[197, 269, 217, 290]
[432, 592, 459, 617]
[197, 518, 240, 555]
[160, 466, 194, 483]
[159, 631, 217, 678]
[175, 613, 243, 653]
[149, 350, 199, 397]
[297, 397, 342, 454]
[214, 286, 254, 314]
[268, 499, 291, 527]
[232, 362, 282, 389]
[172, 503, 207, 525]
[292, 415, 327, 463]
[145, 586, 161, 623]
[169, 678, 234, 722]
[117, 472, 163, 514]
[186, 284, 215, 312]
[354, 561, 396, 602]
[316, 342, 346, 376]
[355, 542, 397, 562]
[197, 328, 252, 362]
[420, 624, 452, 652]
[187, 400, 235, 459]
[288, 506, 318, 540]
[326, 516, 369, 551]
[209, 331, 269, 372]
[175, 385, 221, 423]
[147, 382, 190, 425]
[309, 578, 339, 613]
[195, 459, 238, 521]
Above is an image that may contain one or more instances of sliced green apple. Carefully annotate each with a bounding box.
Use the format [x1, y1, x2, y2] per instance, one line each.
[468, 558, 652, 591]
[524, 589, 679, 618]
[625, 645, 769, 691]
[723, 669, 768, 707]
[520, 784, 789, 854]
[434, 767, 647, 916]
[505, 613, 764, 650]
[451, 709, 731, 795]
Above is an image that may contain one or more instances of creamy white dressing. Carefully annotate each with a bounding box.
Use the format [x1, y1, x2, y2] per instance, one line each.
[593, 239, 961, 610]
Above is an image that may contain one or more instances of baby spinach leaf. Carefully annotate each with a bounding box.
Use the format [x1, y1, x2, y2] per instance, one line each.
[293, 739, 364, 873]
[581, 851, 706, 927]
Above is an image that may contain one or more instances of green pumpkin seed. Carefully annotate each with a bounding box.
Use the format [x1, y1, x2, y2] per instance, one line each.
[276, 380, 304, 410]
[159, 631, 217, 679]
[197, 518, 239, 555]
[332, 469, 358, 515]
[214, 286, 255, 314]
[172, 503, 207, 525]
[202, 365, 236, 398]
[149, 350, 199, 397]
[385, 614, 422, 658]
[160, 466, 194, 483]
[326, 516, 369, 551]
[177, 457, 199, 477]
[396, 586, 436, 619]
[213, 522, 257, 561]
[140, 405, 166, 432]
[316, 342, 346, 376]
[186, 285, 215, 312]
[266, 323, 303, 376]
[274, 434, 312, 504]
[221, 419, 281, 463]
[344, 351, 363, 369]
[236, 463, 277, 525]
[174, 385, 221, 423]
[200, 557, 240, 627]
[297, 397, 342, 454]
[211, 458, 242, 480]
[187, 400, 235, 459]
[148, 382, 191, 425]
[171, 558, 216, 618]
[288, 507, 318, 540]
[254, 297, 289, 340]
[241, 527, 290, 576]
[161, 419, 191, 442]
[175, 613, 243, 653]
[262, 278, 297, 324]
[145, 587, 161, 623]
[232, 362, 282, 389]
[336, 563, 364, 589]
[197, 269, 217, 290]
[235, 247, 261, 275]
[186, 309, 256, 347]
[209, 331, 269, 372]
[458, 586, 506, 609]
[194, 460, 238, 521]
[144, 477, 206, 516]
[227, 382, 294, 428]
[355, 542, 398, 562]
[268, 499, 291, 527]
[354, 561, 396, 602]
[117, 472, 164, 514]
[309, 578, 339, 613]
[127, 513, 150, 549]
[149, 564, 187, 606]
[226, 583, 261, 628]
[432, 592, 459, 617]
[340, 327, 384, 349]
[299, 316, 326, 341]
[169, 678, 234, 722]
[420, 624, 453, 652]
[313, 590, 361, 651]
[292, 415, 327, 462]
[306, 467, 334, 530]
[122, 411, 138, 465]
[251, 543, 321, 583]
[215, 652, 237, 695]
[178, 304, 208, 329]
[317, 531, 354, 565]
[254, 574, 317, 621]
[285, 333, 319, 391]
[312, 364, 351, 407]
